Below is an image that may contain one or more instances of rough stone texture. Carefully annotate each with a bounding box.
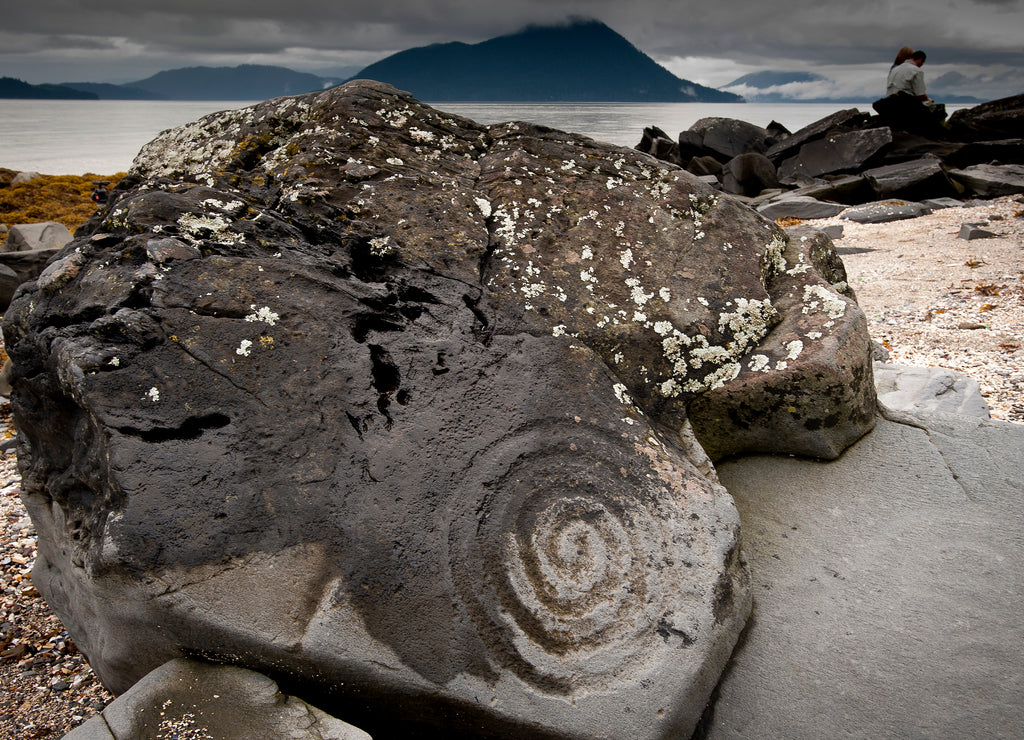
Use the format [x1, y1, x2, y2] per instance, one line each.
[3, 81, 874, 739]
[777, 127, 893, 183]
[840, 199, 933, 224]
[687, 118, 772, 161]
[721, 153, 780, 197]
[5, 221, 73, 252]
[704, 411, 1024, 739]
[640, 95, 1024, 206]
[948, 164, 1024, 197]
[947, 93, 1024, 141]
[756, 195, 847, 220]
[763, 108, 870, 164]
[64, 658, 370, 740]
[862, 156, 955, 200]
[874, 362, 990, 418]
[0, 246, 62, 310]
[958, 222, 998, 240]
[687, 228, 875, 461]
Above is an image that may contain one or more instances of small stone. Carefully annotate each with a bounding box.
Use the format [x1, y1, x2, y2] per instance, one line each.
[958, 223, 997, 240]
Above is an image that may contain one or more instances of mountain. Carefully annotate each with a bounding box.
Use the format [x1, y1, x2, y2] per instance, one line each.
[0, 76, 98, 100]
[346, 19, 742, 103]
[126, 64, 328, 100]
[60, 82, 166, 100]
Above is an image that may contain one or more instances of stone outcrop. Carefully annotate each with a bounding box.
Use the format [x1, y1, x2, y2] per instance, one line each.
[65, 658, 370, 740]
[3, 81, 875, 739]
[636, 94, 1024, 217]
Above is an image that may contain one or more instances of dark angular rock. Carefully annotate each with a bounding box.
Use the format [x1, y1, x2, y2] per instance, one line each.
[688, 117, 771, 160]
[948, 94, 1024, 142]
[871, 94, 948, 138]
[678, 129, 713, 162]
[757, 195, 847, 220]
[862, 156, 956, 200]
[948, 164, 1024, 197]
[686, 155, 724, 177]
[722, 153, 781, 197]
[789, 175, 876, 206]
[3, 81, 874, 740]
[0, 247, 62, 310]
[778, 127, 893, 183]
[840, 200, 933, 223]
[764, 108, 871, 164]
[943, 139, 1024, 168]
[958, 223, 997, 240]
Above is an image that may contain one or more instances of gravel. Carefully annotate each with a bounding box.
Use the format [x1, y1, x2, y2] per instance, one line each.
[0, 194, 1020, 738]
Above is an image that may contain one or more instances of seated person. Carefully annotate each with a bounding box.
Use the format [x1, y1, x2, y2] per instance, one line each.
[887, 50, 931, 102]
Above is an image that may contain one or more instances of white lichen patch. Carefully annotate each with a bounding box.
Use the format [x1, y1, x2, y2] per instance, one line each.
[613, 383, 633, 406]
[236, 339, 253, 357]
[177, 213, 244, 246]
[786, 253, 812, 275]
[784, 339, 804, 361]
[748, 354, 770, 372]
[807, 331, 823, 340]
[147, 387, 160, 402]
[659, 287, 671, 302]
[245, 305, 280, 325]
[802, 284, 847, 319]
[474, 197, 492, 218]
[762, 232, 788, 279]
[717, 297, 777, 352]
[369, 236, 396, 256]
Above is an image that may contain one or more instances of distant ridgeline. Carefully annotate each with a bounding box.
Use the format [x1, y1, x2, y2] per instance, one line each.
[0, 76, 99, 100]
[1, 20, 741, 103]
[345, 20, 741, 102]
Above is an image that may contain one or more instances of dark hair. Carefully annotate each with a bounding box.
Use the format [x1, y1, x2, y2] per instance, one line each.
[911, 50, 927, 62]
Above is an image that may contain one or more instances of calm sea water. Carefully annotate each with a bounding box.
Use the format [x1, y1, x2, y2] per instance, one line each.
[0, 98, 969, 176]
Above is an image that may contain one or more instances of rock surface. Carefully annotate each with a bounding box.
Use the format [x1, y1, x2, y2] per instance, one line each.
[2, 81, 874, 738]
[64, 658, 370, 740]
[4, 221, 73, 252]
[704, 410, 1024, 739]
[637, 94, 1024, 216]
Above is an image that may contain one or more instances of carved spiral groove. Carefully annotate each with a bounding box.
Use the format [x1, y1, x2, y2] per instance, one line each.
[451, 428, 702, 692]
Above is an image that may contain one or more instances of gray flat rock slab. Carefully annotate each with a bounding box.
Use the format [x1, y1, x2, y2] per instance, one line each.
[706, 411, 1024, 739]
[64, 658, 370, 740]
[874, 362, 990, 417]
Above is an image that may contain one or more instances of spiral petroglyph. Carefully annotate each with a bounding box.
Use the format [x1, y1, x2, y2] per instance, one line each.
[451, 422, 727, 693]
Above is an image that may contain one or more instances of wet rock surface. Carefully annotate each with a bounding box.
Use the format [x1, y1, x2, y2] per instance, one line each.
[2, 80, 874, 738]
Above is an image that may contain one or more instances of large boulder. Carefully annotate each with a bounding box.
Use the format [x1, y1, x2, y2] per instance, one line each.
[862, 156, 957, 200]
[948, 163, 1024, 197]
[687, 117, 773, 161]
[5, 221, 73, 252]
[947, 93, 1024, 141]
[778, 127, 893, 183]
[0, 247, 62, 310]
[3, 81, 874, 739]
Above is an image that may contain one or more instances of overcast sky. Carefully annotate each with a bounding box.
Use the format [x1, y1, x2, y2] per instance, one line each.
[3, 0, 1023, 101]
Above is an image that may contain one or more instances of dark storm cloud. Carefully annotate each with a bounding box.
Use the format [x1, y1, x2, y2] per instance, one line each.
[2, 0, 1022, 98]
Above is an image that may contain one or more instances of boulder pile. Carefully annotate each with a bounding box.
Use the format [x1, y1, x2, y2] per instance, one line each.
[637, 94, 1024, 222]
[4, 80, 876, 738]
